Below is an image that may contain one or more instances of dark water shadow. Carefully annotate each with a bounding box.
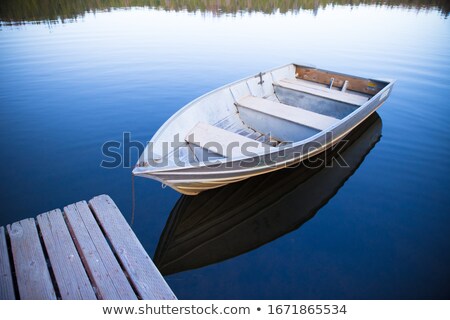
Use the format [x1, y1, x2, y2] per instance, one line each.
[154, 112, 383, 275]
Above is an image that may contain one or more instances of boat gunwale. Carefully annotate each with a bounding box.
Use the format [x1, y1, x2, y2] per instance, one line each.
[134, 64, 395, 174]
[137, 101, 385, 179]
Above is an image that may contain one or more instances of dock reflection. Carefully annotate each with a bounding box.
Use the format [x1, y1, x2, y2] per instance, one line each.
[154, 113, 382, 275]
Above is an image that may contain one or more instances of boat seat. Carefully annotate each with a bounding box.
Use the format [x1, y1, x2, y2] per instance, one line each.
[185, 122, 271, 159]
[275, 78, 369, 106]
[236, 96, 339, 131]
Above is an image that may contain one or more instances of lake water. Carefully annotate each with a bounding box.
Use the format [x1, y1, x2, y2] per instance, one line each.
[1, 1, 449, 299]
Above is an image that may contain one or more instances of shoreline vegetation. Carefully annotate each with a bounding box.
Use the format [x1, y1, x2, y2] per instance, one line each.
[0, 0, 448, 25]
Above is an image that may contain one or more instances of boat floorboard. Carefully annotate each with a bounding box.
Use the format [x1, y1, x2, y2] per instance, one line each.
[186, 122, 271, 159]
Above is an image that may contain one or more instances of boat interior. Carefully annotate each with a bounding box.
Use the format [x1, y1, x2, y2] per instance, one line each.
[141, 64, 389, 167]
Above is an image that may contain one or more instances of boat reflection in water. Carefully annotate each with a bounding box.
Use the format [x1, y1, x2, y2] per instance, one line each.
[154, 113, 382, 276]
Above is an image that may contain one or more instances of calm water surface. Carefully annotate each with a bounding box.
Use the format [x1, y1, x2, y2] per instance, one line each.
[1, 1, 449, 299]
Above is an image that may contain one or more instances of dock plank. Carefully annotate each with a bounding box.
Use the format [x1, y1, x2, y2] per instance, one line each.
[0, 226, 15, 299]
[64, 201, 137, 300]
[7, 219, 56, 300]
[89, 195, 176, 300]
[37, 210, 97, 300]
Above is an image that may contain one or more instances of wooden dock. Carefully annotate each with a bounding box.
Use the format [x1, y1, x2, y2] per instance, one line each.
[0, 195, 176, 300]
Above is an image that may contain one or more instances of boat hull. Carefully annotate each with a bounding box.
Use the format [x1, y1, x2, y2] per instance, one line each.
[139, 97, 387, 195]
[134, 63, 394, 195]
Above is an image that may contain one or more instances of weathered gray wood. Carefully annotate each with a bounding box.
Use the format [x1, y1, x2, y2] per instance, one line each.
[0, 226, 15, 299]
[37, 210, 97, 300]
[89, 195, 176, 300]
[64, 201, 137, 300]
[7, 219, 56, 300]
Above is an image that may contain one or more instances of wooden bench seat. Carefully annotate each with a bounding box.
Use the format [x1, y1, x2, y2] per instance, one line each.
[236, 96, 339, 131]
[185, 122, 270, 159]
[275, 78, 369, 106]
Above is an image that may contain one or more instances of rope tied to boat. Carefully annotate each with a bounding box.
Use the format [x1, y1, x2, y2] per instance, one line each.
[131, 173, 136, 226]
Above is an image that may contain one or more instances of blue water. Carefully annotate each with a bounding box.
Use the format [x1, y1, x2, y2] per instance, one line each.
[1, 3, 450, 299]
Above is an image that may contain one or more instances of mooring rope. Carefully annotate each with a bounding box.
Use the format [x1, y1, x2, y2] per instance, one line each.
[131, 173, 136, 226]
